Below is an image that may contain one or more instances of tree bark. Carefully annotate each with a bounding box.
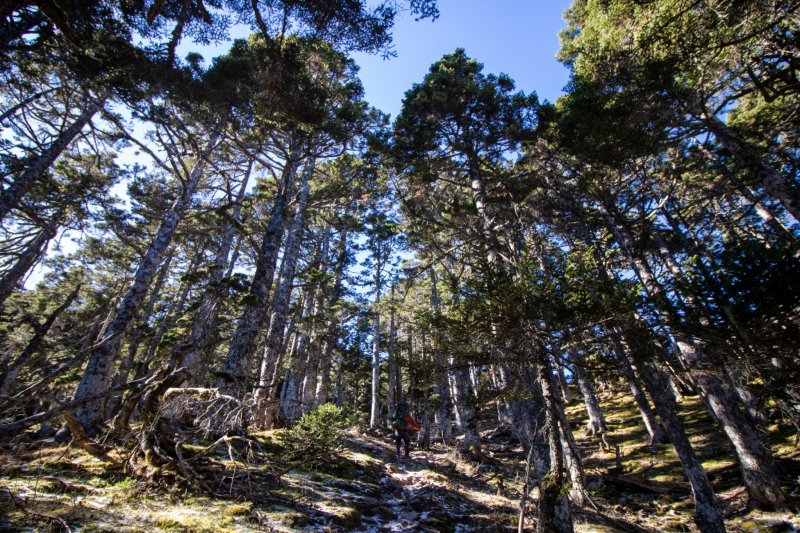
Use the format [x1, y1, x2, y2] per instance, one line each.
[256, 154, 316, 406]
[72, 133, 218, 432]
[170, 158, 253, 383]
[0, 225, 56, 308]
[369, 249, 383, 429]
[0, 283, 80, 398]
[535, 356, 573, 533]
[217, 135, 305, 393]
[569, 349, 607, 437]
[635, 353, 727, 533]
[386, 281, 397, 421]
[701, 109, 800, 223]
[314, 223, 349, 408]
[430, 268, 452, 443]
[611, 330, 668, 444]
[0, 94, 105, 222]
[600, 196, 787, 511]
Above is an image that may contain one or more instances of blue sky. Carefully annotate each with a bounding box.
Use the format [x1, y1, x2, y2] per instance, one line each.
[352, 0, 573, 118]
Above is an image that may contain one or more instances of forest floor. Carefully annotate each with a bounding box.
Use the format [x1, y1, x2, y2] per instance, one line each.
[1, 391, 799, 532]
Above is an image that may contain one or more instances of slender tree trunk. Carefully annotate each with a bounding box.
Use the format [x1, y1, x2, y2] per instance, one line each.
[218, 136, 305, 393]
[369, 256, 383, 429]
[132, 259, 196, 382]
[0, 225, 56, 308]
[699, 145, 793, 237]
[0, 95, 105, 222]
[299, 227, 331, 414]
[611, 330, 668, 444]
[430, 268, 452, 443]
[72, 133, 218, 432]
[170, 159, 252, 382]
[635, 353, 727, 533]
[449, 358, 480, 455]
[104, 252, 173, 418]
[701, 108, 800, 223]
[314, 224, 349, 408]
[257, 155, 316, 404]
[419, 330, 431, 449]
[569, 349, 607, 437]
[386, 281, 397, 421]
[600, 197, 787, 510]
[279, 330, 302, 422]
[555, 359, 573, 405]
[0, 284, 80, 398]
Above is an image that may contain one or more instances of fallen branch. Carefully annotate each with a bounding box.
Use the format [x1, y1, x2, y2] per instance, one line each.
[61, 411, 117, 463]
[1, 487, 73, 532]
[0, 376, 148, 439]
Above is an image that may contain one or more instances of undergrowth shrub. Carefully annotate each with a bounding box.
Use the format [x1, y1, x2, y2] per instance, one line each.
[283, 403, 351, 465]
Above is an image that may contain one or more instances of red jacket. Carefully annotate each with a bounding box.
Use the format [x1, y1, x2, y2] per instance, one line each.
[406, 413, 421, 431]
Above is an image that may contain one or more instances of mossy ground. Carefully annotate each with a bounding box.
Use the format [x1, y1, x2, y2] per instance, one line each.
[1, 390, 798, 532]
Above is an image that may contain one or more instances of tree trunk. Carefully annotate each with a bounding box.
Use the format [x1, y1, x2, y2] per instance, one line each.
[0, 283, 80, 398]
[314, 224, 349, 408]
[386, 281, 397, 420]
[535, 357, 573, 533]
[701, 109, 800, 223]
[170, 158, 253, 383]
[104, 251, 173, 418]
[369, 254, 383, 429]
[0, 225, 56, 308]
[569, 349, 607, 437]
[635, 354, 726, 533]
[0, 94, 105, 222]
[430, 268, 452, 443]
[72, 133, 218, 432]
[217, 136, 305, 393]
[611, 330, 668, 444]
[449, 359, 480, 455]
[279, 331, 302, 422]
[600, 197, 787, 511]
[256, 154, 315, 405]
[555, 359, 573, 405]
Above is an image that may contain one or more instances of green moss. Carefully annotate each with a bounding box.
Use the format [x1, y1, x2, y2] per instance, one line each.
[328, 505, 360, 527]
[153, 512, 235, 532]
[221, 502, 252, 516]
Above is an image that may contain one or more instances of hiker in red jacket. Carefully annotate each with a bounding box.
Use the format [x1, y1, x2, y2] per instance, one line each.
[392, 401, 421, 459]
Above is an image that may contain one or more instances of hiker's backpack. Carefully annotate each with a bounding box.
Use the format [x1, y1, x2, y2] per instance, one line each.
[392, 402, 409, 430]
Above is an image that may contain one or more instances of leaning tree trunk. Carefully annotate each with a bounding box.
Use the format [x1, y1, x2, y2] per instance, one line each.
[699, 106, 800, 223]
[72, 134, 218, 432]
[217, 136, 305, 394]
[104, 252, 174, 419]
[600, 197, 787, 511]
[314, 223, 349, 408]
[568, 349, 607, 437]
[0, 283, 81, 398]
[699, 145, 792, 238]
[256, 155, 316, 410]
[633, 350, 727, 533]
[0, 225, 56, 308]
[0, 94, 105, 222]
[170, 159, 252, 383]
[611, 330, 668, 444]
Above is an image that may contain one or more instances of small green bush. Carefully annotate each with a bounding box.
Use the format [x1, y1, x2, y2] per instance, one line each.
[283, 403, 351, 465]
